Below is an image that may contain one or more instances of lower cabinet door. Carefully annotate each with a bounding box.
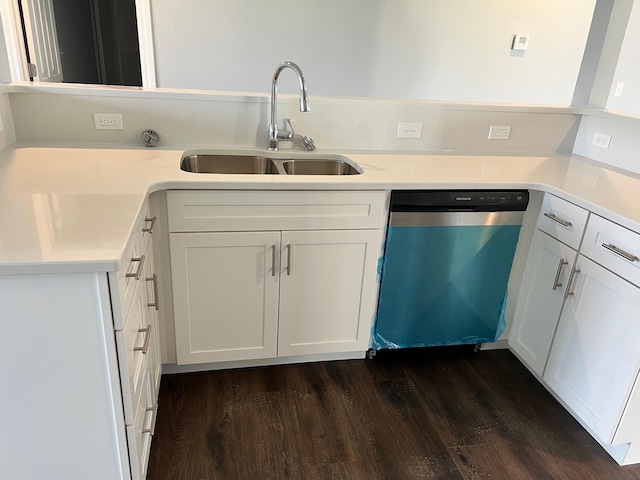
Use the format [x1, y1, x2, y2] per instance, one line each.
[509, 230, 577, 376]
[543, 256, 640, 443]
[170, 231, 280, 364]
[277, 229, 382, 356]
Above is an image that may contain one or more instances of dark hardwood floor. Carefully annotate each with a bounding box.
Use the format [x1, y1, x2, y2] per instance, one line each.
[147, 348, 640, 479]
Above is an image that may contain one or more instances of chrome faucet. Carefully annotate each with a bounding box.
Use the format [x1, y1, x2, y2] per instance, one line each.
[267, 61, 310, 151]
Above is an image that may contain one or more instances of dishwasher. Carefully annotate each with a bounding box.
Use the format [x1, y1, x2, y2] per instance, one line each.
[372, 190, 529, 353]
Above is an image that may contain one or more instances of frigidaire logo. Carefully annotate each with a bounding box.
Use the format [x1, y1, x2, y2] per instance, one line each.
[455, 197, 472, 201]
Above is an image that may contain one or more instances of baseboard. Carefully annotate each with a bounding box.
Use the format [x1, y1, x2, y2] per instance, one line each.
[480, 339, 509, 351]
[162, 351, 367, 374]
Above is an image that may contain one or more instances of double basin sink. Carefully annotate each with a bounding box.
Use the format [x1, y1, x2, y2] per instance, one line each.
[181, 153, 361, 176]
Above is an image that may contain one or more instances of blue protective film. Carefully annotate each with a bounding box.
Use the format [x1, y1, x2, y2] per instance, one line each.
[373, 224, 521, 350]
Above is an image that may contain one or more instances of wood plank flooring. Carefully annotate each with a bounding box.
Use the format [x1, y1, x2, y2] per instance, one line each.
[147, 348, 640, 479]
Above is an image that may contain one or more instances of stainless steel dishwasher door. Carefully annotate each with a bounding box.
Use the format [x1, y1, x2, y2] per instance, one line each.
[373, 209, 525, 350]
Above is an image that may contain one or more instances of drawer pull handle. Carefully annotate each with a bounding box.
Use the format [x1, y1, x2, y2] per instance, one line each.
[143, 216, 157, 234]
[544, 212, 572, 228]
[134, 324, 152, 354]
[142, 404, 157, 436]
[564, 267, 581, 299]
[552, 259, 569, 290]
[286, 243, 292, 276]
[601, 243, 639, 263]
[126, 255, 145, 280]
[146, 273, 160, 311]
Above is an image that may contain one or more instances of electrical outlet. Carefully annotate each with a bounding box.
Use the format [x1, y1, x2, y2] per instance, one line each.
[488, 126, 511, 140]
[94, 113, 123, 130]
[397, 122, 422, 139]
[614, 83, 624, 98]
[592, 132, 611, 149]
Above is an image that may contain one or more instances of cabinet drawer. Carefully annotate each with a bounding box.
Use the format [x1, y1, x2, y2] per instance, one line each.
[537, 194, 589, 250]
[167, 190, 387, 232]
[115, 279, 151, 425]
[111, 202, 155, 330]
[126, 374, 155, 480]
[582, 215, 640, 287]
[111, 231, 143, 330]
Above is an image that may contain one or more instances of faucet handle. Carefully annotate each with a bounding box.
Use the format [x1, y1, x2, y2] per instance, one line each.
[283, 118, 295, 135]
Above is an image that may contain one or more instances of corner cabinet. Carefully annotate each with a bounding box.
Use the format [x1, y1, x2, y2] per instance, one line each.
[543, 214, 640, 465]
[0, 200, 162, 480]
[510, 193, 640, 466]
[167, 190, 387, 365]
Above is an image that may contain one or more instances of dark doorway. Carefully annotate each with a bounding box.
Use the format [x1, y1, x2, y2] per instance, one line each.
[21, 0, 142, 86]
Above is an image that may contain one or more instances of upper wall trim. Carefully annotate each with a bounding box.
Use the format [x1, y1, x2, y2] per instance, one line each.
[3, 82, 584, 114]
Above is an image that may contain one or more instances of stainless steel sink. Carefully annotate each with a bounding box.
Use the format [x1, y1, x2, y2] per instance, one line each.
[180, 153, 362, 175]
[181, 155, 279, 174]
[281, 159, 360, 175]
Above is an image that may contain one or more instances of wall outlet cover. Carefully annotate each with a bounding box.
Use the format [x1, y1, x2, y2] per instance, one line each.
[592, 132, 611, 149]
[488, 126, 511, 140]
[397, 122, 422, 139]
[94, 113, 123, 130]
[614, 83, 624, 98]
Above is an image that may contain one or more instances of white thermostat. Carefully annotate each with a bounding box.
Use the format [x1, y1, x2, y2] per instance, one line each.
[512, 34, 530, 51]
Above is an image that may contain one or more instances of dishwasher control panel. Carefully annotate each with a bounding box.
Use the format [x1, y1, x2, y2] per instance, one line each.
[391, 190, 529, 212]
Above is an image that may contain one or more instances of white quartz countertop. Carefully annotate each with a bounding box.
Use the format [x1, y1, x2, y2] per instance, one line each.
[1, 144, 639, 274]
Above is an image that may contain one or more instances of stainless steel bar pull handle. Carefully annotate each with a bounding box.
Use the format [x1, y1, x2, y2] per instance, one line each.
[552, 259, 569, 290]
[143, 216, 157, 234]
[564, 267, 581, 299]
[134, 324, 152, 354]
[271, 244, 277, 277]
[602, 243, 639, 263]
[142, 404, 157, 435]
[146, 273, 160, 310]
[544, 212, 572, 228]
[126, 255, 145, 280]
[286, 244, 292, 276]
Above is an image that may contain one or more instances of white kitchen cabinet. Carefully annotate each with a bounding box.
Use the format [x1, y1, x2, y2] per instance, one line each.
[170, 231, 280, 364]
[167, 190, 387, 366]
[0, 201, 162, 480]
[509, 230, 578, 376]
[544, 256, 640, 445]
[0, 272, 129, 480]
[277, 229, 381, 356]
[170, 228, 382, 364]
[110, 202, 162, 480]
[509, 194, 588, 376]
[540, 214, 640, 465]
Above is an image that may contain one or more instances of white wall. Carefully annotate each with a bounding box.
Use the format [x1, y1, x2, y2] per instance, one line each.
[0, 20, 12, 83]
[570, 2, 640, 176]
[573, 113, 640, 175]
[151, 0, 596, 105]
[0, 93, 16, 149]
[606, 1, 640, 115]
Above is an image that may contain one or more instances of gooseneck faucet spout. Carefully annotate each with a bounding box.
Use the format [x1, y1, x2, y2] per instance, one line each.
[268, 61, 310, 151]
